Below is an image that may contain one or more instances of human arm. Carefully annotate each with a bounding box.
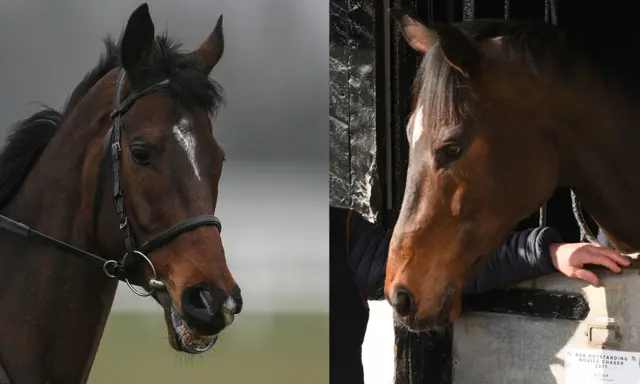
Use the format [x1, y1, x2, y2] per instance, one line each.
[464, 228, 631, 294]
[463, 227, 560, 294]
[331, 206, 390, 301]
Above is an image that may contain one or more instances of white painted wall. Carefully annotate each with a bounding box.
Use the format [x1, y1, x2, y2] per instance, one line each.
[363, 301, 395, 384]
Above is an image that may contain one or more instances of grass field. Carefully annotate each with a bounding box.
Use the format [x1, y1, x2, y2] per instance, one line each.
[89, 312, 328, 384]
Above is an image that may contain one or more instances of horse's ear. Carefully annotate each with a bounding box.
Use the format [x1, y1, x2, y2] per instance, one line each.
[431, 23, 481, 77]
[193, 15, 224, 75]
[120, 3, 155, 78]
[390, 8, 481, 77]
[389, 8, 437, 53]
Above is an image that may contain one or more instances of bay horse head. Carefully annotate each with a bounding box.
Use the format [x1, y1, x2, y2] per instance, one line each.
[384, 10, 572, 331]
[0, 3, 240, 358]
[96, 4, 241, 353]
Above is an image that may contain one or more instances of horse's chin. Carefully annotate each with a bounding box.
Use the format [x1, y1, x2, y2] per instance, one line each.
[161, 303, 218, 354]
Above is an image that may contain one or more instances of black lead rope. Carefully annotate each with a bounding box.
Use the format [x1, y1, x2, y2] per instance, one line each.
[539, 189, 600, 245]
[571, 190, 639, 258]
[538, 203, 547, 227]
[570, 189, 599, 244]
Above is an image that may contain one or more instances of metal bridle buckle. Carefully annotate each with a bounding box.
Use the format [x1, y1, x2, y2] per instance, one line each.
[121, 250, 165, 297]
[111, 142, 121, 157]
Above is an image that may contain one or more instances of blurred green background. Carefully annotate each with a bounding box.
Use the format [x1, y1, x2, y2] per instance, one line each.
[90, 312, 328, 384]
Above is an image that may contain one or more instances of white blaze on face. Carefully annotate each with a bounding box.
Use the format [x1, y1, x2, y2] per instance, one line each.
[410, 106, 424, 148]
[172, 117, 202, 181]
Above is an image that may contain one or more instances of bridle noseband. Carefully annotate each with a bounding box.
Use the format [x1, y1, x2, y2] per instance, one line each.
[0, 68, 222, 297]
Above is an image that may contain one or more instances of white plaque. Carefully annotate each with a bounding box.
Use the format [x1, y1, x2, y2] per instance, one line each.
[565, 347, 640, 384]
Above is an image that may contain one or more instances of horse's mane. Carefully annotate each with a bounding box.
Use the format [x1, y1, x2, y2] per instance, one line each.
[0, 33, 225, 211]
[413, 19, 640, 130]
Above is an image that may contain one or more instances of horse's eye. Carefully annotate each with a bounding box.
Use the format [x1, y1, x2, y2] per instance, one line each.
[130, 144, 151, 165]
[442, 144, 463, 159]
[435, 143, 464, 169]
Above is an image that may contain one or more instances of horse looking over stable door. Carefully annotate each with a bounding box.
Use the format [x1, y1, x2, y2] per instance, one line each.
[385, 9, 638, 332]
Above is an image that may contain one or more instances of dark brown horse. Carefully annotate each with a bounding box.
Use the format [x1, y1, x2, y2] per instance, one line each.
[0, 4, 242, 383]
[384, 8, 640, 331]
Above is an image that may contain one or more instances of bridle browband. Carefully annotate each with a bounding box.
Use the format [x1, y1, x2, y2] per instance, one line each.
[0, 68, 222, 297]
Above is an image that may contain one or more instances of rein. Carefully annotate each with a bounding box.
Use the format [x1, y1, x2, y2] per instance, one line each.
[561, 189, 638, 257]
[0, 68, 222, 296]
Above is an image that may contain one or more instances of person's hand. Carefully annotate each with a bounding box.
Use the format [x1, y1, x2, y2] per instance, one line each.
[550, 242, 631, 286]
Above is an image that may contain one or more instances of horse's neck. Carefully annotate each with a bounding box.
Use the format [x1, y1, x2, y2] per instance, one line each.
[557, 83, 640, 252]
[0, 116, 117, 383]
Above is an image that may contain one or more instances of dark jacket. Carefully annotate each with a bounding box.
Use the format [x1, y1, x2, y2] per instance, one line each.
[332, 206, 563, 302]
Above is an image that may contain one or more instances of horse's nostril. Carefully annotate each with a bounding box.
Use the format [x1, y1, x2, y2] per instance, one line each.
[180, 284, 238, 335]
[391, 287, 416, 318]
[185, 285, 208, 311]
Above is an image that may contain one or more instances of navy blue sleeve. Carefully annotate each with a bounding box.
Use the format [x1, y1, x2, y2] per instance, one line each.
[347, 210, 390, 301]
[330, 206, 390, 302]
[463, 227, 563, 294]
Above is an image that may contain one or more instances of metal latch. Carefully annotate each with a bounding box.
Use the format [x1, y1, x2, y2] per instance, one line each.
[587, 323, 622, 348]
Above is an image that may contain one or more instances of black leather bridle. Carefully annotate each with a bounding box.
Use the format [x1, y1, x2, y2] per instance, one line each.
[0, 68, 222, 297]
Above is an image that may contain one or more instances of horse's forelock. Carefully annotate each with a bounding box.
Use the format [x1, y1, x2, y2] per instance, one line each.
[413, 42, 469, 137]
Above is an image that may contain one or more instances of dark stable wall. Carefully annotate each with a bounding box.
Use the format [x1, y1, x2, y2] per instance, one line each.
[329, 0, 382, 223]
